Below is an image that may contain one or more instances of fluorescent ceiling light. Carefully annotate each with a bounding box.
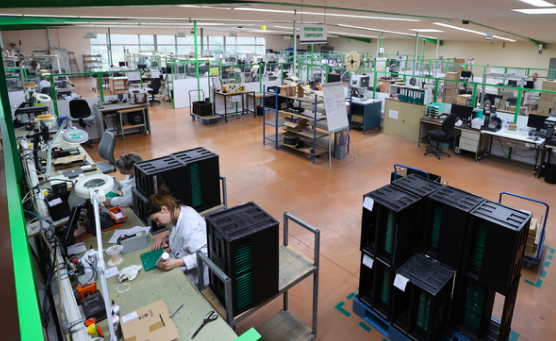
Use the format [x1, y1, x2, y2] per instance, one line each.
[235, 8, 292, 14]
[512, 8, 556, 14]
[409, 29, 443, 33]
[23, 14, 79, 18]
[328, 30, 378, 39]
[274, 26, 298, 30]
[338, 24, 436, 38]
[236, 7, 418, 21]
[433, 23, 516, 42]
[518, 0, 555, 7]
[298, 11, 419, 21]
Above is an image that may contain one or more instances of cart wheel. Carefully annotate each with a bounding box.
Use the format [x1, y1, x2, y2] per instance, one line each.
[192, 116, 196, 121]
[526, 262, 533, 269]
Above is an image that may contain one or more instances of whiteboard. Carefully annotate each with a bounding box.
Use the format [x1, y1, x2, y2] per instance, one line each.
[323, 82, 349, 132]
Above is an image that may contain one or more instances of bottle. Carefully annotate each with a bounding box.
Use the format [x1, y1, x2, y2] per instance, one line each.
[86, 246, 97, 270]
[112, 310, 121, 339]
[111, 300, 120, 317]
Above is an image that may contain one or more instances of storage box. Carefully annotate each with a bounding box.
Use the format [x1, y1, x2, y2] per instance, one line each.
[445, 72, 460, 80]
[192, 100, 213, 116]
[542, 80, 556, 91]
[120, 300, 178, 341]
[456, 94, 472, 106]
[279, 85, 296, 96]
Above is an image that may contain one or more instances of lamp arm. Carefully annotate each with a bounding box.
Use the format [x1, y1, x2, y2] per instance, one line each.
[91, 190, 118, 341]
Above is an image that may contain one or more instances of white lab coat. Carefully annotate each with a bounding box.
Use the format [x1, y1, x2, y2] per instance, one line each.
[110, 175, 135, 207]
[167, 206, 209, 286]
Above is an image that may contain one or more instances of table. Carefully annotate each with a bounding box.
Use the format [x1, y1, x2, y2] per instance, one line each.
[350, 99, 382, 134]
[246, 92, 272, 117]
[481, 129, 545, 176]
[86, 208, 238, 340]
[213, 90, 256, 123]
[98, 103, 150, 139]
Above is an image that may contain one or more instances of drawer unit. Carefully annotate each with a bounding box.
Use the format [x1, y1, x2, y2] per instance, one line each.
[459, 130, 480, 152]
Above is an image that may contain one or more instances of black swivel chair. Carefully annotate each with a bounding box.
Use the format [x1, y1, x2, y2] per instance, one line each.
[69, 99, 96, 147]
[424, 113, 457, 159]
[147, 78, 162, 106]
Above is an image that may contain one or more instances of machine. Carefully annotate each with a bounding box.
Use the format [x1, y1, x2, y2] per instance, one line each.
[350, 75, 370, 101]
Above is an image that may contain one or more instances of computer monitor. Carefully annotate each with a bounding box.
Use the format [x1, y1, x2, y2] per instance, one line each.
[119, 61, 128, 67]
[460, 71, 472, 78]
[451, 104, 474, 122]
[507, 80, 518, 87]
[137, 64, 147, 70]
[527, 113, 546, 131]
[327, 73, 341, 83]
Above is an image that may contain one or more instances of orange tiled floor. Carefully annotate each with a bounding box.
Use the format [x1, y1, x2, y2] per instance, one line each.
[84, 81, 555, 341]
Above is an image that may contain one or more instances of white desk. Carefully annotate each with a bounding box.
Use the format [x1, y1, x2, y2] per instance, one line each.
[480, 129, 545, 176]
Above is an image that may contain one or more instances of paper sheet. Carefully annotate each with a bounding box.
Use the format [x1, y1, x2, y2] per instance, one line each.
[394, 274, 410, 291]
[109, 226, 151, 244]
[104, 266, 120, 279]
[363, 197, 374, 212]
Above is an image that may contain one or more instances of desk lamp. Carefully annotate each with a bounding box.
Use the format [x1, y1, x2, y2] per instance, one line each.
[44, 117, 89, 179]
[74, 174, 117, 340]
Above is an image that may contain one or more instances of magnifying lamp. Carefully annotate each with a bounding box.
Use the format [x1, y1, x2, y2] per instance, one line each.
[74, 174, 118, 340]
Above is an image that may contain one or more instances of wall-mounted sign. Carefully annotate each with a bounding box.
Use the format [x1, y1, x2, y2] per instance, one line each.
[300, 24, 327, 44]
[83, 32, 97, 39]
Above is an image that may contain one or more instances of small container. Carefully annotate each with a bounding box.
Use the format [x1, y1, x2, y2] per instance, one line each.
[157, 252, 169, 265]
[85, 247, 97, 270]
[111, 300, 120, 317]
[112, 310, 121, 339]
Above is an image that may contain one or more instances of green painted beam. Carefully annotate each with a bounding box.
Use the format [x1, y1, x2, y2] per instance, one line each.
[0, 0, 234, 7]
[338, 36, 371, 44]
[0, 55, 44, 341]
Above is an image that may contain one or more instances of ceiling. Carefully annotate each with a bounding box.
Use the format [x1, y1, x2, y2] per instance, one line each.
[0, 0, 555, 45]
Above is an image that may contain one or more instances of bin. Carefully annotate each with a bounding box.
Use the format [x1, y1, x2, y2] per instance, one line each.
[543, 163, 556, 184]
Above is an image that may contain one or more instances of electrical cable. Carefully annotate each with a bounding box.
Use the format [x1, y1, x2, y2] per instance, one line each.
[24, 209, 52, 224]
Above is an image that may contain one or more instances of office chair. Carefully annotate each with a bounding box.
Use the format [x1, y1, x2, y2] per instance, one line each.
[97, 130, 116, 173]
[69, 99, 96, 147]
[147, 78, 162, 106]
[424, 113, 457, 159]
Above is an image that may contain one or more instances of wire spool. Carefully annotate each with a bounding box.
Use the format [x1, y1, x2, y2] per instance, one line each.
[33, 92, 52, 103]
[106, 245, 124, 266]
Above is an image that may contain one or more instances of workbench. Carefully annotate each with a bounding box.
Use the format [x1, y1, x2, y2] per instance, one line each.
[97, 102, 150, 139]
[213, 90, 256, 123]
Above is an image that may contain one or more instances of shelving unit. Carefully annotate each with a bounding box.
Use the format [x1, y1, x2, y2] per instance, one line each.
[83, 54, 103, 72]
[197, 212, 320, 341]
[263, 88, 330, 164]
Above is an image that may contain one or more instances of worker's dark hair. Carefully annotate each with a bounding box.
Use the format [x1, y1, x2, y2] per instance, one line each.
[114, 152, 144, 173]
[146, 186, 180, 220]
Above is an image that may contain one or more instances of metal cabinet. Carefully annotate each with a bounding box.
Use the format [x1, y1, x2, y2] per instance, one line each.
[350, 99, 382, 134]
[383, 99, 426, 142]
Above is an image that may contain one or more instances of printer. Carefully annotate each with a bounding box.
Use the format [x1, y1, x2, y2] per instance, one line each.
[127, 89, 147, 104]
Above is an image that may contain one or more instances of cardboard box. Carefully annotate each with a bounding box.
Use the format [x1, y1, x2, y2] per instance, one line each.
[456, 94, 472, 106]
[120, 300, 179, 341]
[445, 72, 460, 80]
[542, 80, 556, 91]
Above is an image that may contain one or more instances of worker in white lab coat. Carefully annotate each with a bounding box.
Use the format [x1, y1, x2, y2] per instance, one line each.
[105, 152, 144, 208]
[147, 186, 209, 286]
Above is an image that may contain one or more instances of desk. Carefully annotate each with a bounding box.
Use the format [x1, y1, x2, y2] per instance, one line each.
[246, 92, 272, 117]
[98, 103, 150, 139]
[419, 117, 488, 162]
[350, 99, 382, 134]
[86, 208, 237, 340]
[481, 129, 544, 176]
[108, 77, 128, 94]
[213, 90, 256, 123]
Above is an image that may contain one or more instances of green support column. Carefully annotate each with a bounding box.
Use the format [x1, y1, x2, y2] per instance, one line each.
[412, 33, 419, 75]
[108, 27, 113, 67]
[194, 21, 201, 101]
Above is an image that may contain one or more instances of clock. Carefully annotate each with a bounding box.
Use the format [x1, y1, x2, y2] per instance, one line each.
[345, 51, 361, 72]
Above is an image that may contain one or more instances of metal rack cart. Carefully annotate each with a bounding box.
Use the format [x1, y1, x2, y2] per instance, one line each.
[391, 163, 442, 183]
[498, 192, 549, 269]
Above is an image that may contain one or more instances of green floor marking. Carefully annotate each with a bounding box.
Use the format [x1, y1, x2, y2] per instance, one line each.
[358, 321, 372, 332]
[544, 245, 555, 254]
[525, 278, 543, 288]
[347, 293, 355, 300]
[510, 330, 519, 341]
[544, 261, 551, 268]
[548, 255, 553, 260]
[541, 270, 547, 278]
[335, 301, 351, 317]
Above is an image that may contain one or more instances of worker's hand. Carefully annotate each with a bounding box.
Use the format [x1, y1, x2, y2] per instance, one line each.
[156, 257, 182, 271]
[152, 237, 168, 250]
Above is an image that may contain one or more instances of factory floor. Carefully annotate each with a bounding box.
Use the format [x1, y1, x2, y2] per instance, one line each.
[76, 78, 554, 340]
